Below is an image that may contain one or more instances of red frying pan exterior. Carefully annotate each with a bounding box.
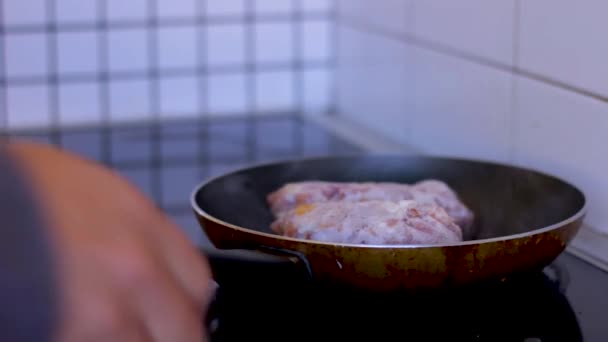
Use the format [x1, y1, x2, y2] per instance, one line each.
[196, 208, 583, 291]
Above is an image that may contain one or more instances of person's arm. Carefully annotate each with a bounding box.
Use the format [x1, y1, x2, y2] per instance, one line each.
[2, 141, 213, 342]
[0, 145, 56, 342]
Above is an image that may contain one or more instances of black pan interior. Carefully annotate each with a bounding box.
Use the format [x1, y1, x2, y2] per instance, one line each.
[195, 156, 585, 240]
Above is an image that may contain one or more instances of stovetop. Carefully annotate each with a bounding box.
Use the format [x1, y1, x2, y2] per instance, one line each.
[11, 115, 608, 342]
[209, 264, 579, 342]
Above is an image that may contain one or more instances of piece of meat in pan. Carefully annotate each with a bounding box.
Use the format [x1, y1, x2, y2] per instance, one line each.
[267, 181, 410, 214]
[266, 180, 474, 235]
[270, 200, 463, 245]
[407, 180, 474, 234]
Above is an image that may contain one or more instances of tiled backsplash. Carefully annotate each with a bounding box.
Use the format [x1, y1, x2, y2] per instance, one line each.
[3, 1, 606, 240]
[335, 0, 608, 235]
[0, 0, 333, 130]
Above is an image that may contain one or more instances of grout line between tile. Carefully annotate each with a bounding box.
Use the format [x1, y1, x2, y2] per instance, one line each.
[197, 0, 209, 180]
[408, 0, 417, 146]
[508, 73, 518, 164]
[1, 13, 331, 34]
[0, 61, 331, 86]
[512, 0, 521, 68]
[244, 0, 257, 162]
[408, 0, 416, 36]
[327, 0, 339, 116]
[47, 0, 62, 146]
[146, 0, 163, 205]
[98, 0, 113, 166]
[507, 0, 521, 164]
[0, 0, 7, 135]
[293, 0, 305, 156]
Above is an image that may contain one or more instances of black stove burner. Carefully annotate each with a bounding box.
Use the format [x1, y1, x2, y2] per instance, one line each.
[208, 265, 581, 342]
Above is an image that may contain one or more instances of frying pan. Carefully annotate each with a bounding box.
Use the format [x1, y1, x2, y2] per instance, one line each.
[192, 155, 586, 292]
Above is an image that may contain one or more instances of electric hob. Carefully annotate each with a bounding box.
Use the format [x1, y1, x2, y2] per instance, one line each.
[208, 263, 580, 342]
[11, 115, 608, 342]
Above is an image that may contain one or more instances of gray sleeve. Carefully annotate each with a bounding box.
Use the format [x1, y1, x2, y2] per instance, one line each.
[0, 146, 57, 342]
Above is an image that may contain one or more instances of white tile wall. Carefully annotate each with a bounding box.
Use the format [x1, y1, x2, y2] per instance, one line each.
[107, 0, 147, 21]
[4, 33, 48, 78]
[255, 70, 295, 112]
[518, 0, 608, 98]
[156, 0, 197, 19]
[302, 0, 333, 12]
[58, 82, 101, 125]
[254, 0, 294, 15]
[108, 79, 151, 121]
[410, 47, 511, 162]
[159, 76, 199, 118]
[413, 0, 515, 66]
[513, 77, 608, 233]
[337, 24, 511, 160]
[157, 27, 198, 69]
[6, 85, 51, 128]
[207, 73, 247, 115]
[206, 0, 246, 17]
[337, 0, 414, 35]
[57, 31, 100, 74]
[302, 20, 331, 61]
[302, 68, 331, 114]
[0, 0, 333, 129]
[207, 24, 246, 67]
[107, 28, 150, 73]
[254, 22, 294, 64]
[336, 26, 413, 145]
[2, 0, 46, 26]
[55, 0, 97, 23]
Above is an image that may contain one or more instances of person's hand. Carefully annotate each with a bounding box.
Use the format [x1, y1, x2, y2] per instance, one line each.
[7, 141, 213, 342]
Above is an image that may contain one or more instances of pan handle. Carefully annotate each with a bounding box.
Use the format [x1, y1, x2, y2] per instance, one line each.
[199, 247, 313, 338]
[201, 247, 313, 286]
